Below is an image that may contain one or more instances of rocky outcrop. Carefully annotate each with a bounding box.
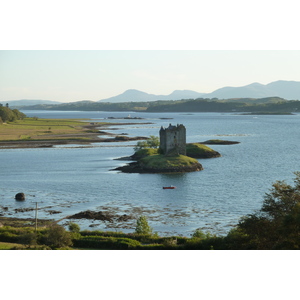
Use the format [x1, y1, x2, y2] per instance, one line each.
[15, 193, 25, 201]
[67, 210, 134, 223]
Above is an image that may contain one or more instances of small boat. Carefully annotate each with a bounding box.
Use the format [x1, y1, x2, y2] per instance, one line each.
[163, 186, 176, 189]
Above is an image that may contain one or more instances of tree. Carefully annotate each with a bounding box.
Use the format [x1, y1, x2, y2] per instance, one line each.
[0, 107, 26, 123]
[45, 224, 73, 249]
[236, 172, 300, 249]
[68, 222, 81, 239]
[134, 135, 159, 151]
[12, 109, 26, 120]
[0, 107, 15, 122]
[192, 229, 206, 239]
[68, 222, 80, 233]
[135, 216, 153, 235]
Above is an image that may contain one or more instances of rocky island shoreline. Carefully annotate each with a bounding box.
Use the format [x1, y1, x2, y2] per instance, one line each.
[112, 141, 224, 174]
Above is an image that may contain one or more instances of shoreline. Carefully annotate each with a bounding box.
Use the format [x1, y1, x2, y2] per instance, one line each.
[0, 122, 151, 149]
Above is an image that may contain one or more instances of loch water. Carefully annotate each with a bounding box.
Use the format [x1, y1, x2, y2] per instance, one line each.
[1, 110, 300, 237]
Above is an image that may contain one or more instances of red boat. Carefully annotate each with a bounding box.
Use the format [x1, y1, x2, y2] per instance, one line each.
[163, 186, 176, 189]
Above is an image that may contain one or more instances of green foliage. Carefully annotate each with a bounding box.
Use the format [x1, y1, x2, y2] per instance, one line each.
[236, 172, 300, 249]
[0, 230, 19, 243]
[135, 216, 153, 235]
[140, 154, 201, 170]
[134, 135, 159, 151]
[44, 224, 73, 249]
[73, 235, 141, 249]
[68, 222, 81, 239]
[0, 226, 35, 243]
[68, 222, 80, 233]
[14, 96, 300, 114]
[223, 228, 252, 250]
[18, 232, 37, 246]
[0, 242, 25, 250]
[132, 148, 159, 160]
[186, 143, 220, 158]
[0, 107, 26, 123]
[192, 229, 207, 239]
[12, 109, 26, 120]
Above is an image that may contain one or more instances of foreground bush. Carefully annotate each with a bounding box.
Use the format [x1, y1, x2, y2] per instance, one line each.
[73, 236, 142, 249]
[135, 216, 153, 235]
[44, 224, 73, 249]
[233, 172, 300, 250]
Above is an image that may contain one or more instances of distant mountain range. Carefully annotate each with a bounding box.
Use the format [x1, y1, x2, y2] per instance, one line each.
[98, 80, 300, 102]
[98, 89, 205, 102]
[4, 80, 300, 107]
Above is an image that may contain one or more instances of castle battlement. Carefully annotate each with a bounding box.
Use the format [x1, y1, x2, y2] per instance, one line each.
[159, 123, 186, 155]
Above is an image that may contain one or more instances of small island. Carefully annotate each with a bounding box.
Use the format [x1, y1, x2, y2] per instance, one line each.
[113, 124, 221, 174]
[200, 139, 240, 145]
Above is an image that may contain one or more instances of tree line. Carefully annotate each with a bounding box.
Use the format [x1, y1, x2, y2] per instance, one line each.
[0, 104, 26, 123]
[14, 97, 300, 113]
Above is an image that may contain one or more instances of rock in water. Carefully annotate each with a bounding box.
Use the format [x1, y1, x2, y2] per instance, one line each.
[15, 193, 25, 201]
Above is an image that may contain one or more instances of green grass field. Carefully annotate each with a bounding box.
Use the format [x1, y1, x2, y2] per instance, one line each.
[140, 154, 200, 169]
[0, 118, 102, 141]
[0, 242, 25, 250]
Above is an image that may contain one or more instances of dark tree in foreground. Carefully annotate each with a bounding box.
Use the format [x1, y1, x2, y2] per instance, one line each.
[234, 172, 300, 249]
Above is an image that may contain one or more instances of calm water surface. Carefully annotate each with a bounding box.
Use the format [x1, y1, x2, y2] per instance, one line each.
[1, 110, 300, 236]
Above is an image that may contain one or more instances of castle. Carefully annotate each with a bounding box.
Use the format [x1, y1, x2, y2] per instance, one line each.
[159, 124, 186, 155]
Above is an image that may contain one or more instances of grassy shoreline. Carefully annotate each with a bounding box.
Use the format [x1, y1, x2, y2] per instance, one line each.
[0, 118, 149, 148]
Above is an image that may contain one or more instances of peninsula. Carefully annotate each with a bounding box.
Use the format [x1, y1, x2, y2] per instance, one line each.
[0, 117, 151, 149]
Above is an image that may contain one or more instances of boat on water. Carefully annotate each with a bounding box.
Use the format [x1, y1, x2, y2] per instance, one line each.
[163, 186, 176, 189]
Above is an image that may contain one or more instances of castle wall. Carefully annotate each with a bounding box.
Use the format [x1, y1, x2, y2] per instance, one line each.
[159, 124, 186, 155]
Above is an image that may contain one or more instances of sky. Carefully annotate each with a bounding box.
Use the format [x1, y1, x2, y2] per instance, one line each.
[1, 1, 300, 103]
[1, 50, 300, 102]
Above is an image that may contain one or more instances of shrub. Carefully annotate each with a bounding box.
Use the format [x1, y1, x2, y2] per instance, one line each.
[73, 236, 141, 249]
[235, 172, 300, 250]
[135, 216, 153, 235]
[44, 224, 73, 249]
[134, 135, 159, 151]
[0, 231, 19, 243]
[191, 229, 207, 239]
[0, 107, 26, 122]
[18, 232, 37, 246]
[68, 222, 81, 240]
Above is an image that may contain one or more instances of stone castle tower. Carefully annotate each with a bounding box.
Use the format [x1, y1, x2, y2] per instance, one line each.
[159, 124, 186, 155]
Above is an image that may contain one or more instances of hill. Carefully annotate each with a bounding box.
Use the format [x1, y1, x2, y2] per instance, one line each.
[98, 89, 205, 102]
[205, 80, 300, 100]
[98, 80, 300, 102]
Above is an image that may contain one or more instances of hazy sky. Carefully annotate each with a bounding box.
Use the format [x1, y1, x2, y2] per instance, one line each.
[1, 50, 300, 102]
[1, 1, 300, 103]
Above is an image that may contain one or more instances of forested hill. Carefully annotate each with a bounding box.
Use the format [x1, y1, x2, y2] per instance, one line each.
[146, 98, 300, 113]
[16, 97, 300, 113]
